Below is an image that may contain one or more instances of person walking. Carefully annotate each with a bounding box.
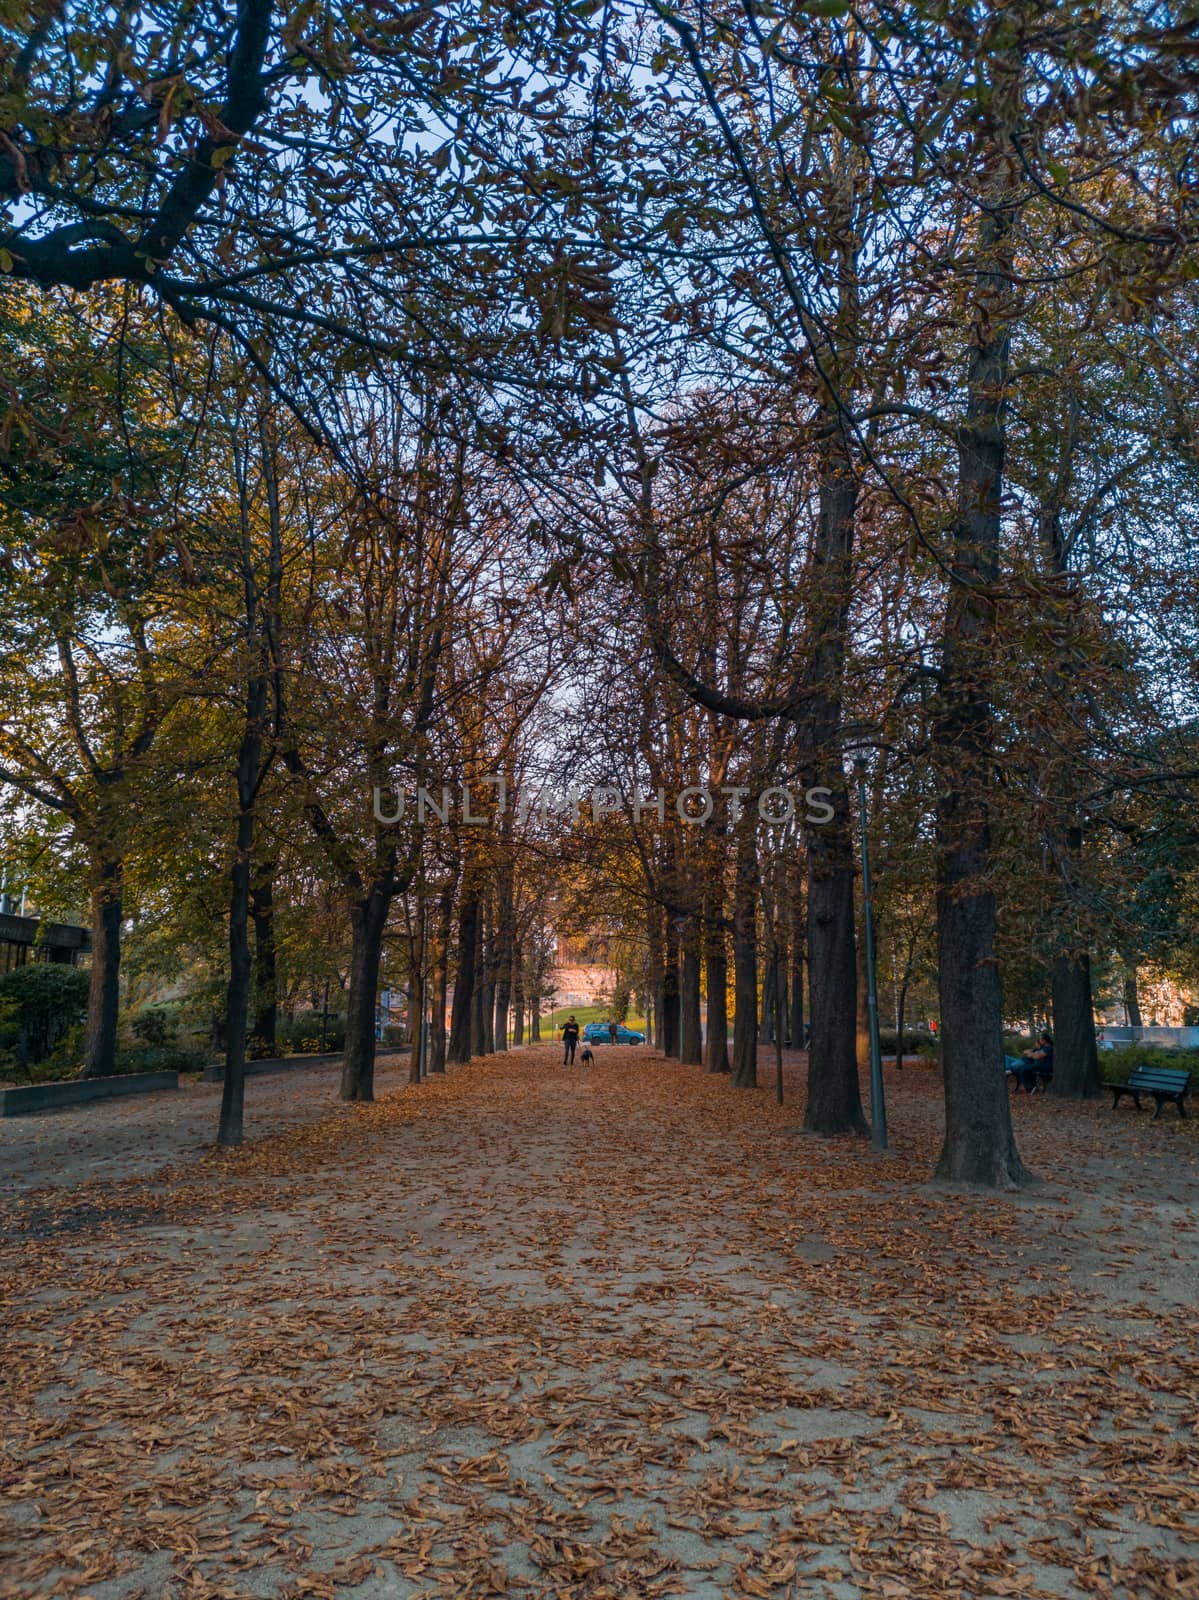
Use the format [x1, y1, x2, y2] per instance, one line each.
[609, 1019, 618, 1045]
[561, 1016, 580, 1067]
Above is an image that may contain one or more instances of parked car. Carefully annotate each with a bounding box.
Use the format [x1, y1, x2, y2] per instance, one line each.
[583, 1022, 645, 1045]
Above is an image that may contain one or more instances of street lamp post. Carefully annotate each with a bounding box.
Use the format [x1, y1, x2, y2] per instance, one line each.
[854, 757, 888, 1151]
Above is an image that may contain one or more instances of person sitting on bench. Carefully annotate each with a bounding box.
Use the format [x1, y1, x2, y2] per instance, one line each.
[1013, 1031, 1053, 1093]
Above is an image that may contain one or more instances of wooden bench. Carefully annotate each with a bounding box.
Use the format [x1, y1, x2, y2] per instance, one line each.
[1110, 1065, 1190, 1119]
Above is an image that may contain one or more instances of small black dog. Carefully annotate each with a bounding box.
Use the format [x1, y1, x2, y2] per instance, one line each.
[580, 1047, 595, 1066]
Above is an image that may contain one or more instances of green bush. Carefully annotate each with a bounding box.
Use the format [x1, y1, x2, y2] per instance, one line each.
[1004, 1033, 1039, 1056]
[1099, 1044, 1199, 1084]
[0, 963, 90, 1065]
[46, 1021, 85, 1076]
[879, 1027, 936, 1055]
[0, 994, 20, 1077]
[383, 1023, 407, 1047]
[278, 1014, 345, 1053]
[113, 1042, 211, 1076]
[130, 1004, 182, 1047]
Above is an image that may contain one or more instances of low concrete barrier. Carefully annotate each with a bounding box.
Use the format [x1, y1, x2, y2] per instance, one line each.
[201, 1053, 343, 1083]
[1098, 1026, 1199, 1050]
[202, 1048, 411, 1084]
[1, 1070, 179, 1118]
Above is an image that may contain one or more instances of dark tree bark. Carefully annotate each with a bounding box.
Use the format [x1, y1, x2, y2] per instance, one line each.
[448, 893, 479, 1064]
[407, 894, 426, 1085]
[760, 953, 777, 1045]
[1122, 961, 1142, 1028]
[219, 682, 265, 1142]
[340, 884, 390, 1102]
[512, 939, 524, 1047]
[82, 852, 122, 1078]
[895, 979, 909, 1070]
[731, 817, 758, 1088]
[932, 114, 1031, 1187]
[250, 864, 277, 1055]
[662, 915, 681, 1059]
[3, 0, 275, 300]
[704, 910, 730, 1074]
[789, 889, 805, 1051]
[1050, 952, 1102, 1099]
[855, 918, 870, 1074]
[471, 901, 489, 1056]
[773, 946, 785, 1105]
[218, 417, 282, 1137]
[680, 917, 702, 1065]
[805, 779, 866, 1134]
[801, 447, 868, 1137]
[493, 970, 510, 1051]
[429, 887, 452, 1074]
[493, 865, 514, 1051]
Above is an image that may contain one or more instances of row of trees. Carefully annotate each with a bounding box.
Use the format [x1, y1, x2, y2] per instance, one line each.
[2, 0, 1197, 1183]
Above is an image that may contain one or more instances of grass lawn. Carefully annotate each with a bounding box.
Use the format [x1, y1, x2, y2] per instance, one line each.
[536, 1003, 648, 1037]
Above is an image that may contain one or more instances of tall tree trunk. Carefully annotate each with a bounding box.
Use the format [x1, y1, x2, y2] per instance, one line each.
[493, 851, 514, 1050]
[855, 918, 870, 1074]
[805, 783, 865, 1133]
[789, 890, 805, 1051]
[408, 894, 425, 1085]
[896, 978, 909, 1070]
[662, 915, 681, 1058]
[731, 817, 758, 1088]
[773, 945, 785, 1104]
[220, 407, 283, 1136]
[429, 887, 452, 1075]
[471, 901, 489, 1057]
[219, 691, 263, 1143]
[82, 851, 122, 1079]
[340, 884, 390, 1102]
[1122, 960, 1142, 1028]
[448, 894, 479, 1064]
[1038, 469, 1103, 1101]
[680, 917, 702, 1065]
[801, 447, 868, 1137]
[512, 939, 524, 1047]
[932, 117, 1031, 1186]
[705, 911, 730, 1074]
[761, 953, 777, 1044]
[1050, 952, 1101, 1100]
[493, 978, 509, 1052]
[250, 863, 277, 1055]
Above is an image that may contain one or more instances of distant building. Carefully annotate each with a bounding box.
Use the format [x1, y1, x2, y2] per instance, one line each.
[555, 932, 610, 966]
[1096, 970, 1198, 1029]
[545, 963, 616, 1011]
[0, 911, 91, 975]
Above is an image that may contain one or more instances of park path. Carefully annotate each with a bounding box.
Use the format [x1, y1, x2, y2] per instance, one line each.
[2, 1045, 1198, 1600]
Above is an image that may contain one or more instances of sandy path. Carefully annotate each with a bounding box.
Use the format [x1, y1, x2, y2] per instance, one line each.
[2, 1046, 1197, 1599]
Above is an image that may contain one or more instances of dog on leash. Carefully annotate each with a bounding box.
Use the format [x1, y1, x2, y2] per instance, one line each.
[580, 1047, 595, 1066]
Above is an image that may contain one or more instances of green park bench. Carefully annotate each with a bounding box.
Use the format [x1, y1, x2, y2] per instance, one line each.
[1109, 1065, 1190, 1119]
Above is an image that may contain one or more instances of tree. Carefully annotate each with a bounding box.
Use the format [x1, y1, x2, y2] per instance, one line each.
[0, 298, 206, 1075]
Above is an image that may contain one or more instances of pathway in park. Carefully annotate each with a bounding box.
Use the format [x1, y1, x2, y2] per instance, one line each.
[2, 1047, 1198, 1599]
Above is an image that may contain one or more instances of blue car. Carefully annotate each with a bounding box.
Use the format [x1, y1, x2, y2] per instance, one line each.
[583, 1022, 645, 1045]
